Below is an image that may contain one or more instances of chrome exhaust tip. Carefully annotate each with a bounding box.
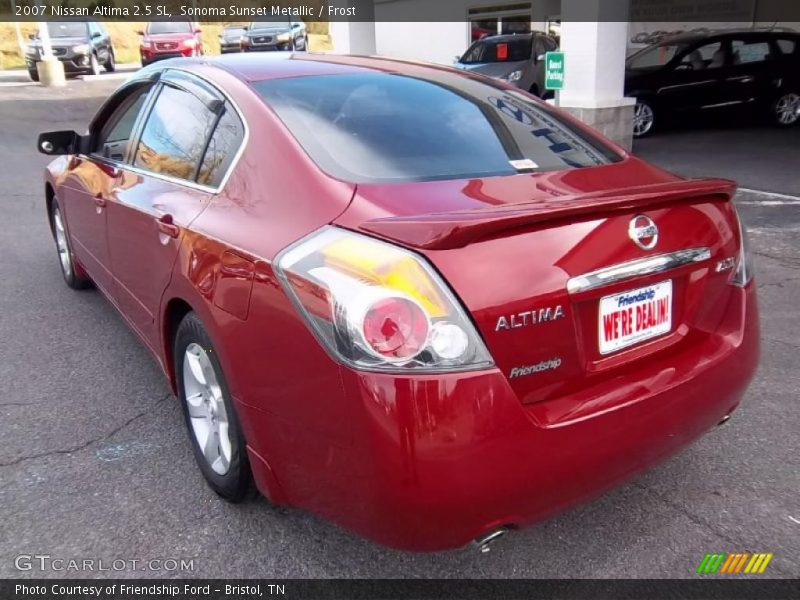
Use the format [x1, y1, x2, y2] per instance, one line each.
[717, 413, 732, 427]
[473, 527, 509, 554]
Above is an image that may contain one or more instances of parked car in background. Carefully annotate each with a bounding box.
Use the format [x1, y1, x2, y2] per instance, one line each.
[626, 29, 800, 136]
[37, 52, 758, 552]
[219, 25, 246, 54]
[454, 32, 559, 97]
[138, 21, 203, 66]
[25, 20, 115, 81]
[241, 21, 306, 52]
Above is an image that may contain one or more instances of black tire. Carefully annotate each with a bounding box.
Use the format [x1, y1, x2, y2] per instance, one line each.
[104, 50, 116, 72]
[49, 199, 91, 290]
[89, 53, 101, 76]
[28, 69, 39, 82]
[174, 312, 253, 502]
[771, 91, 800, 128]
[633, 98, 657, 138]
[529, 84, 540, 97]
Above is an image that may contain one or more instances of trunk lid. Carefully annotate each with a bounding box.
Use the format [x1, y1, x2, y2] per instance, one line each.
[335, 161, 742, 407]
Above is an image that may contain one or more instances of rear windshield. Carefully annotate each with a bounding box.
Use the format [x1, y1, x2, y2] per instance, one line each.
[462, 38, 533, 64]
[46, 22, 88, 38]
[255, 72, 620, 183]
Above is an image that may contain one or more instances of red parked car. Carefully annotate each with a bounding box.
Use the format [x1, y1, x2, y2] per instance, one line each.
[138, 21, 203, 66]
[37, 54, 759, 552]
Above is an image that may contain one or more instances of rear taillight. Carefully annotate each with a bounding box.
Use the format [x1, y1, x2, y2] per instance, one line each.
[275, 227, 494, 372]
[732, 206, 754, 287]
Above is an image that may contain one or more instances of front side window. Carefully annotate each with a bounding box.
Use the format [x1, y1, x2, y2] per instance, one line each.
[255, 72, 619, 183]
[677, 41, 724, 70]
[627, 43, 685, 69]
[731, 40, 772, 64]
[134, 85, 216, 181]
[93, 86, 151, 162]
[461, 37, 533, 64]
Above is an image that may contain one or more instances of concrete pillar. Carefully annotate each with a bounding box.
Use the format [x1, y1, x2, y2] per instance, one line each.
[35, 19, 65, 87]
[557, 0, 634, 149]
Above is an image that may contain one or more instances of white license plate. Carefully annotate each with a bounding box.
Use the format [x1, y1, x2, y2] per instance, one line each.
[598, 280, 672, 355]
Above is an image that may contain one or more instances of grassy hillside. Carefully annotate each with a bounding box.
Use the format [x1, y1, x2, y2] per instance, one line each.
[0, 21, 331, 70]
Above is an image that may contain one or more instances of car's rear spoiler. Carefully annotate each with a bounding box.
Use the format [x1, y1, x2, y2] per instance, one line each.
[359, 178, 737, 250]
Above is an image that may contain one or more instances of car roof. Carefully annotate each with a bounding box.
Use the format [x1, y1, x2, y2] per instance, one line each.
[475, 32, 553, 43]
[195, 52, 460, 83]
[657, 28, 798, 45]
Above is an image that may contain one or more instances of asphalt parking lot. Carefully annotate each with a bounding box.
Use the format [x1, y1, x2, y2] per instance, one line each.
[0, 76, 797, 579]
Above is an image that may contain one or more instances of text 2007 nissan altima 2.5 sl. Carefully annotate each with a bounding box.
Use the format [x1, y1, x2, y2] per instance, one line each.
[38, 53, 759, 552]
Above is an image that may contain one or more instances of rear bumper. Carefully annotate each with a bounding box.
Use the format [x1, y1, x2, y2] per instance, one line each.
[140, 49, 192, 65]
[243, 44, 292, 52]
[242, 283, 758, 551]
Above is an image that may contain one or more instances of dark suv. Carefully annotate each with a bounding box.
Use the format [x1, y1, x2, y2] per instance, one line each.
[626, 29, 800, 136]
[25, 20, 115, 81]
[241, 21, 307, 52]
[454, 32, 559, 98]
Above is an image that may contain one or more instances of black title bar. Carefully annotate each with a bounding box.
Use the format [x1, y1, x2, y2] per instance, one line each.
[3, 579, 800, 600]
[3, 0, 800, 23]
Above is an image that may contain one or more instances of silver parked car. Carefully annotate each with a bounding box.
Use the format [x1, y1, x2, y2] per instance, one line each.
[454, 32, 558, 97]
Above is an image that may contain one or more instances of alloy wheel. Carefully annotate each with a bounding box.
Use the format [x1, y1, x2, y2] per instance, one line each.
[633, 102, 655, 136]
[775, 93, 800, 125]
[53, 207, 72, 278]
[182, 343, 232, 475]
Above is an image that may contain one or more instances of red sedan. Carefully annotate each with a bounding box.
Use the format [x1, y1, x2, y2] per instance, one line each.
[38, 53, 759, 552]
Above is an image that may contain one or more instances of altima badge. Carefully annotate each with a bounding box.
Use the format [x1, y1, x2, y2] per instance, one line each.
[629, 215, 658, 250]
[496, 305, 565, 332]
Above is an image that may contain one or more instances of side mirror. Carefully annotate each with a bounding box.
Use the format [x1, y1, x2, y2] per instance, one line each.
[243, 26, 249, 31]
[28, 33, 36, 40]
[195, 28, 202, 34]
[136, 30, 144, 36]
[38, 131, 82, 156]
[92, 31, 102, 39]
[536, 53, 546, 62]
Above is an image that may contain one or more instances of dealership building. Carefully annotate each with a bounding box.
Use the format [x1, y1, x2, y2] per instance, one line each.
[328, 0, 798, 148]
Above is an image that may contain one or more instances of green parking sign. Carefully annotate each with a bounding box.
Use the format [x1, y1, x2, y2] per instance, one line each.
[545, 51, 565, 90]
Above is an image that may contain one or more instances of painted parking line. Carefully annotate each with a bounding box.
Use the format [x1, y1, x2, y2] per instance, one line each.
[739, 187, 800, 203]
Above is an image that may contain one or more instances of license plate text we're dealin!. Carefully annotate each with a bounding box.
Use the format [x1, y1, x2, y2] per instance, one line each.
[599, 281, 672, 354]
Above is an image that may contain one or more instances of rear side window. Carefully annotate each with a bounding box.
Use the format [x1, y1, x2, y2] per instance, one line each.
[134, 84, 217, 182]
[197, 106, 244, 187]
[255, 72, 620, 183]
[776, 38, 797, 54]
[462, 38, 533, 63]
[731, 40, 772, 64]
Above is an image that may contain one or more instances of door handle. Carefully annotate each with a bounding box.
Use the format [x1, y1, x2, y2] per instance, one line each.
[94, 193, 107, 208]
[156, 214, 180, 239]
[727, 75, 755, 83]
